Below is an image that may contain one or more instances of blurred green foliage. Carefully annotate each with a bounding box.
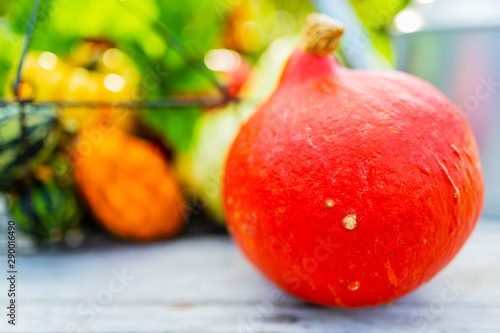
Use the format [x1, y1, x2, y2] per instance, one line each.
[349, 0, 410, 61]
[2, 0, 223, 94]
[1, 0, 228, 151]
[0, 0, 312, 152]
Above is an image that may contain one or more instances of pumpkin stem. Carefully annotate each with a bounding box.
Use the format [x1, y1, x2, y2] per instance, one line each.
[298, 13, 345, 57]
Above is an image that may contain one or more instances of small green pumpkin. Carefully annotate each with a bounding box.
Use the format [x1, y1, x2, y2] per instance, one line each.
[9, 179, 82, 244]
[0, 104, 60, 190]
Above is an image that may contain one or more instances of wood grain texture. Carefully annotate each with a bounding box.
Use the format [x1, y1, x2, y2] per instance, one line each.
[0, 215, 499, 333]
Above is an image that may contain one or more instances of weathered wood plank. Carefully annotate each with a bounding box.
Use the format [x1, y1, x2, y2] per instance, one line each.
[5, 301, 500, 333]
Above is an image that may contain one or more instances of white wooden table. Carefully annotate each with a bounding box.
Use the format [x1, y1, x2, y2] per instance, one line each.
[1, 214, 499, 332]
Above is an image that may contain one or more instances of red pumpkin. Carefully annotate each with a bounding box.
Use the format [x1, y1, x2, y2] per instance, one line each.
[223, 14, 484, 307]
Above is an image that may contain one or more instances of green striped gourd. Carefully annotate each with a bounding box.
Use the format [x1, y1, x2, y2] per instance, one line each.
[0, 104, 60, 190]
[9, 180, 82, 244]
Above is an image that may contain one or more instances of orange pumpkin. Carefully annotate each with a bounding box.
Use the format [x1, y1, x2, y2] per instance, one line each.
[73, 127, 185, 241]
[224, 14, 484, 307]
